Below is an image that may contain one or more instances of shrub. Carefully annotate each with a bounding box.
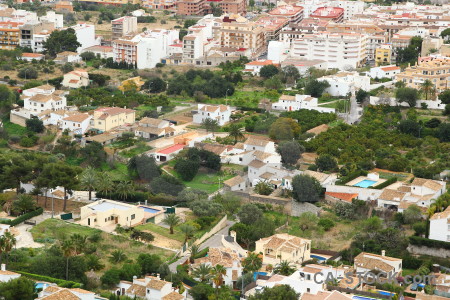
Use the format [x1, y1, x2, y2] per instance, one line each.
[373, 177, 397, 189]
[318, 218, 335, 231]
[336, 170, 368, 185]
[0, 208, 43, 226]
[16, 271, 82, 288]
[409, 236, 450, 250]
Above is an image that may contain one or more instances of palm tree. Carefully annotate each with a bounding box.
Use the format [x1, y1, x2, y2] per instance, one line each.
[179, 224, 196, 244]
[242, 252, 262, 273]
[163, 214, 180, 234]
[421, 79, 434, 100]
[80, 167, 98, 201]
[109, 249, 127, 263]
[0, 236, 6, 265]
[192, 263, 213, 282]
[227, 124, 245, 144]
[3, 232, 16, 265]
[116, 181, 133, 200]
[274, 260, 296, 276]
[70, 234, 87, 255]
[211, 264, 227, 294]
[61, 240, 75, 280]
[189, 244, 200, 264]
[95, 175, 113, 198]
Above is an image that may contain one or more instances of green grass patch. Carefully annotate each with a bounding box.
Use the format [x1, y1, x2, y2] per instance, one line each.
[99, 162, 130, 181]
[119, 144, 152, 158]
[31, 218, 100, 241]
[136, 222, 185, 243]
[2, 118, 29, 136]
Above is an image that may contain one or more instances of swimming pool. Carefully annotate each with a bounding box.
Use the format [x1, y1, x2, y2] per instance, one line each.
[35, 282, 49, 290]
[310, 254, 327, 261]
[378, 291, 395, 297]
[353, 179, 377, 188]
[352, 296, 378, 300]
[253, 272, 268, 281]
[142, 207, 161, 214]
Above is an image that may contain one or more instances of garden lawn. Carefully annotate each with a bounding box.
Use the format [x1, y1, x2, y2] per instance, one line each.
[135, 222, 185, 243]
[31, 218, 101, 242]
[99, 162, 130, 181]
[119, 144, 152, 158]
[2, 119, 29, 136]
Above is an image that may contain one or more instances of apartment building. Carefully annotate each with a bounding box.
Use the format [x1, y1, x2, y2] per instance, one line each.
[92, 107, 136, 132]
[19, 21, 54, 51]
[70, 23, 99, 53]
[290, 32, 368, 70]
[77, 0, 141, 5]
[298, 0, 364, 20]
[309, 7, 344, 23]
[375, 44, 392, 66]
[111, 16, 137, 39]
[176, 0, 206, 15]
[396, 56, 450, 94]
[279, 19, 329, 42]
[0, 21, 21, 50]
[255, 16, 289, 42]
[142, 0, 177, 9]
[268, 5, 304, 23]
[113, 30, 179, 69]
[218, 15, 266, 59]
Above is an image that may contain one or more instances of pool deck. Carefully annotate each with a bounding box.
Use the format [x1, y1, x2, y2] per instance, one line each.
[346, 176, 386, 188]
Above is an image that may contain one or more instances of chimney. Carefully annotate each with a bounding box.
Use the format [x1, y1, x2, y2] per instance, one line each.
[156, 273, 160, 279]
[381, 250, 386, 257]
[1, 264, 5, 271]
[133, 275, 137, 281]
[145, 200, 148, 206]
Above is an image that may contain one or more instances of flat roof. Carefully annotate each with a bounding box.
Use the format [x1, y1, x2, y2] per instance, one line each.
[89, 200, 133, 212]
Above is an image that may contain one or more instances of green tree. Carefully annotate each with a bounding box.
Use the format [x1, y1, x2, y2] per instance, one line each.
[188, 244, 200, 264]
[163, 213, 180, 234]
[274, 261, 296, 276]
[25, 118, 45, 133]
[95, 175, 113, 197]
[292, 174, 322, 203]
[420, 79, 434, 100]
[150, 174, 185, 196]
[137, 253, 162, 275]
[80, 167, 97, 201]
[202, 118, 219, 133]
[145, 77, 167, 93]
[0, 84, 14, 109]
[80, 141, 106, 168]
[0, 277, 35, 300]
[438, 89, 450, 104]
[175, 159, 199, 181]
[438, 123, 450, 142]
[440, 27, 450, 42]
[356, 89, 369, 103]
[1, 156, 34, 193]
[51, 164, 82, 211]
[18, 67, 38, 79]
[109, 249, 127, 263]
[254, 181, 273, 196]
[44, 28, 81, 57]
[116, 181, 133, 200]
[403, 204, 422, 224]
[297, 212, 319, 231]
[247, 284, 299, 300]
[398, 119, 420, 137]
[189, 283, 215, 299]
[189, 200, 223, 217]
[396, 87, 418, 107]
[281, 65, 300, 84]
[305, 79, 330, 97]
[237, 203, 263, 225]
[179, 224, 196, 243]
[11, 194, 36, 215]
[242, 252, 262, 273]
[315, 154, 338, 172]
[192, 263, 213, 282]
[277, 141, 304, 166]
[227, 123, 245, 144]
[269, 117, 300, 140]
[260, 65, 279, 78]
[60, 239, 75, 280]
[211, 264, 227, 293]
[100, 268, 121, 286]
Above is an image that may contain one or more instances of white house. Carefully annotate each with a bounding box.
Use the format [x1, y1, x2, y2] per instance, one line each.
[429, 206, 450, 242]
[37, 286, 100, 300]
[243, 60, 280, 76]
[115, 275, 185, 300]
[22, 84, 67, 114]
[62, 69, 90, 89]
[20, 52, 45, 62]
[243, 136, 276, 154]
[193, 104, 231, 126]
[0, 264, 20, 283]
[134, 117, 175, 139]
[54, 51, 82, 64]
[192, 247, 244, 289]
[62, 113, 92, 135]
[369, 65, 401, 80]
[354, 251, 402, 275]
[271, 94, 335, 113]
[318, 72, 371, 97]
[224, 175, 247, 191]
[255, 233, 311, 265]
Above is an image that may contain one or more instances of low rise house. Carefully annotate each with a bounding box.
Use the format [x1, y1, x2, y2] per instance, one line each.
[193, 104, 231, 126]
[115, 275, 185, 299]
[243, 136, 276, 154]
[92, 107, 136, 132]
[134, 117, 175, 140]
[224, 175, 247, 191]
[82, 45, 113, 59]
[20, 52, 44, 61]
[354, 251, 402, 275]
[0, 264, 20, 282]
[318, 72, 371, 97]
[429, 206, 450, 242]
[271, 94, 335, 113]
[243, 60, 280, 76]
[62, 69, 90, 89]
[62, 113, 92, 135]
[255, 233, 311, 265]
[37, 287, 101, 300]
[192, 247, 244, 288]
[147, 144, 186, 162]
[54, 51, 82, 64]
[80, 199, 145, 228]
[369, 65, 401, 79]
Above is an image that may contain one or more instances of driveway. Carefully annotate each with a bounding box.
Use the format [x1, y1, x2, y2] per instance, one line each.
[14, 212, 52, 248]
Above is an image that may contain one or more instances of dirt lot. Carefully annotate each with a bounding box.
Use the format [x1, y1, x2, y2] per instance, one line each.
[144, 231, 183, 250]
[35, 195, 86, 215]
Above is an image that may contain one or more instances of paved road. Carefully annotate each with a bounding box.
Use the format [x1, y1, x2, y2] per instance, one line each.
[168, 220, 235, 272]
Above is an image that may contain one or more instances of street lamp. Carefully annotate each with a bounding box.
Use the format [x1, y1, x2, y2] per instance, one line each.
[225, 88, 230, 106]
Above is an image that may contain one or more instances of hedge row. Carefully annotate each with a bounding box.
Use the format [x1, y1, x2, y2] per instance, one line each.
[16, 271, 82, 288]
[336, 170, 368, 185]
[194, 247, 209, 259]
[409, 236, 450, 250]
[0, 208, 43, 226]
[373, 177, 398, 189]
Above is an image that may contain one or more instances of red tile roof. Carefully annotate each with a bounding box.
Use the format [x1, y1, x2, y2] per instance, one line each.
[158, 144, 185, 155]
[325, 192, 358, 203]
[380, 66, 400, 72]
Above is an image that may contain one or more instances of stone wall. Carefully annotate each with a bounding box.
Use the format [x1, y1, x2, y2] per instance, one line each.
[10, 113, 27, 127]
[407, 245, 450, 258]
[233, 191, 292, 214]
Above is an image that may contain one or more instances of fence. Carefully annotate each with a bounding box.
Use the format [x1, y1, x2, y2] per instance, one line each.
[326, 285, 392, 299]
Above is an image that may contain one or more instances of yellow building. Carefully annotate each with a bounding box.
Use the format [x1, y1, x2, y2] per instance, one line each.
[0, 21, 21, 50]
[395, 57, 450, 95]
[80, 199, 145, 228]
[93, 107, 136, 132]
[255, 233, 311, 265]
[375, 44, 392, 66]
[118, 76, 145, 92]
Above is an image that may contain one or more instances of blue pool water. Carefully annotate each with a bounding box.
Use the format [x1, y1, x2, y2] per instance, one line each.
[253, 272, 268, 281]
[142, 207, 161, 214]
[353, 179, 377, 188]
[352, 296, 378, 300]
[35, 282, 49, 290]
[378, 291, 395, 297]
[311, 254, 327, 261]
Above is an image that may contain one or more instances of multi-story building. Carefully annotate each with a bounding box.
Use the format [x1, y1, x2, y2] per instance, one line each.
[375, 44, 392, 66]
[77, 0, 141, 5]
[429, 206, 450, 242]
[255, 16, 289, 42]
[298, 0, 364, 20]
[62, 113, 92, 135]
[176, 0, 206, 15]
[113, 29, 179, 69]
[217, 15, 266, 59]
[19, 21, 54, 51]
[255, 233, 311, 265]
[69, 23, 99, 53]
[218, 0, 247, 15]
[142, 0, 177, 9]
[290, 32, 368, 70]
[22, 84, 67, 114]
[111, 16, 137, 40]
[193, 104, 231, 126]
[396, 56, 450, 94]
[92, 107, 136, 132]
[279, 19, 329, 42]
[39, 11, 64, 29]
[309, 7, 344, 23]
[0, 21, 21, 50]
[268, 5, 304, 23]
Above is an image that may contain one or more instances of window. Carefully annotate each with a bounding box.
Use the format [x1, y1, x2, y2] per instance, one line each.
[131, 214, 135, 220]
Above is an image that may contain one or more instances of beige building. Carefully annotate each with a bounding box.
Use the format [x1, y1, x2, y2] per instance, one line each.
[354, 251, 402, 275]
[80, 199, 145, 228]
[112, 16, 137, 40]
[176, 0, 206, 15]
[93, 107, 136, 132]
[395, 56, 450, 95]
[218, 14, 266, 59]
[255, 233, 311, 265]
[62, 69, 89, 89]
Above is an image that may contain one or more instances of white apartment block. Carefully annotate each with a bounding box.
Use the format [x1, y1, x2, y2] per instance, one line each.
[70, 23, 99, 53]
[429, 207, 450, 242]
[111, 16, 137, 39]
[318, 71, 371, 96]
[290, 32, 368, 70]
[39, 11, 63, 29]
[297, 0, 364, 19]
[182, 21, 214, 63]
